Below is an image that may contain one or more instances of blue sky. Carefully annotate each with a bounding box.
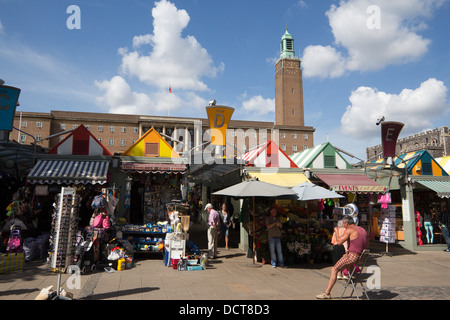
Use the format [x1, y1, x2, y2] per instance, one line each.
[1, 0, 449, 161]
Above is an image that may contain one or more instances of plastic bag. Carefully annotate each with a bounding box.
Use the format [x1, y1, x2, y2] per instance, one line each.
[93, 215, 104, 228]
[102, 216, 111, 229]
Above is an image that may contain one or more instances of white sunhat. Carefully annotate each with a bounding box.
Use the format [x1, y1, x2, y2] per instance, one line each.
[204, 203, 213, 210]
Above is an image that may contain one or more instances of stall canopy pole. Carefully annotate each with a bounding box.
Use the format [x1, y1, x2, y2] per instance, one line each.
[252, 196, 256, 264]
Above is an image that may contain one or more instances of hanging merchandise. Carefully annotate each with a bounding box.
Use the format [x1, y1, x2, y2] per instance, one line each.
[378, 193, 392, 209]
[91, 194, 107, 210]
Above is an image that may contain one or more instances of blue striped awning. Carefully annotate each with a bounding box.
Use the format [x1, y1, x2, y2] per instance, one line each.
[27, 160, 109, 185]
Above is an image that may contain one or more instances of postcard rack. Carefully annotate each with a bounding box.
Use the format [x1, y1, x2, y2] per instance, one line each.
[50, 187, 79, 299]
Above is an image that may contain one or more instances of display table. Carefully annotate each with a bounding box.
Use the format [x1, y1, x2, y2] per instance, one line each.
[120, 224, 171, 256]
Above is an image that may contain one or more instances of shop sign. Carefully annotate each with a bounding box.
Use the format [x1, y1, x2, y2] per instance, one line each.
[121, 163, 186, 172]
[331, 185, 388, 193]
[0, 85, 21, 132]
[206, 106, 234, 146]
[381, 121, 404, 159]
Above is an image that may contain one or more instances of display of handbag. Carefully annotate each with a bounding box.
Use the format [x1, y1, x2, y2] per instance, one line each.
[0, 252, 24, 273]
[6, 230, 23, 253]
[93, 215, 104, 228]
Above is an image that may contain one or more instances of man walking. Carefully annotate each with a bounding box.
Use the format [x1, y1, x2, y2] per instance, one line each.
[205, 203, 220, 259]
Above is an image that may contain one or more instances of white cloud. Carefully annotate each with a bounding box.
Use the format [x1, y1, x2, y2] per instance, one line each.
[96, 0, 223, 115]
[95, 76, 153, 114]
[302, 0, 445, 78]
[340, 78, 448, 138]
[302, 45, 346, 78]
[95, 75, 207, 116]
[241, 95, 275, 116]
[119, 0, 223, 92]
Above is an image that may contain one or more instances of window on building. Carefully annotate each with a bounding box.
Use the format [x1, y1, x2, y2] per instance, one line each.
[132, 139, 137, 144]
[36, 134, 41, 142]
[304, 145, 308, 150]
[98, 126, 103, 132]
[73, 124, 78, 129]
[20, 134, 26, 143]
[133, 127, 139, 133]
[121, 139, 126, 146]
[292, 133, 297, 139]
[303, 134, 308, 140]
[109, 138, 114, 146]
[110, 126, 115, 132]
[85, 125, 90, 130]
[98, 138, 102, 143]
[36, 121, 42, 128]
[60, 124, 66, 130]
[281, 144, 286, 151]
[122, 126, 126, 133]
[21, 120, 27, 128]
[293, 145, 297, 152]
[281, 133, 286, 139]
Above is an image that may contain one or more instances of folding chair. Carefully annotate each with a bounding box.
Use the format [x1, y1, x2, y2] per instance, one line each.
[340, 249, 370, 300]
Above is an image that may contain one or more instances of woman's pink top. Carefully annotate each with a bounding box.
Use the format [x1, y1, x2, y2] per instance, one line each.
[348, 226, 367, 254]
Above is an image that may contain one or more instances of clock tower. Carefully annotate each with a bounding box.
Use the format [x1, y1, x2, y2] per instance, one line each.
[275, 30, 305, 127]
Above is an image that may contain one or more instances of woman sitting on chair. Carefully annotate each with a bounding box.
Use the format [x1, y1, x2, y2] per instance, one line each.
[316, 215, 367, 299]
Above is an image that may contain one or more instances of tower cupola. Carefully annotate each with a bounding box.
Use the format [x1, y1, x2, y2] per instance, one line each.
[280, 29, 295, 59]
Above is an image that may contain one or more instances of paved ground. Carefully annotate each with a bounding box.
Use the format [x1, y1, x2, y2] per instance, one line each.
[1, 223, 449, 305]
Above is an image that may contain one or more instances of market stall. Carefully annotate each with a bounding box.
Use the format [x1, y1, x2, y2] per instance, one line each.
[368, 150, 450, 249]
[119, 127, 189, 257]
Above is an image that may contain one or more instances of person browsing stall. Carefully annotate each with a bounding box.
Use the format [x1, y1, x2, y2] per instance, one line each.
[266, 208, 286, 268]
[205, 203, 220, 259]
[316, 215, 367, 299]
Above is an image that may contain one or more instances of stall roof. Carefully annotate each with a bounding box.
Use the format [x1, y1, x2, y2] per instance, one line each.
[238, 140, 298, 168]
[370, 150, 448, 176]
[435, 156, 450, 175]
[48, 124, 112, 156]
[27, 159, 109, 185]
[121, 127, 181, 158]
[290, 142, 352, 169]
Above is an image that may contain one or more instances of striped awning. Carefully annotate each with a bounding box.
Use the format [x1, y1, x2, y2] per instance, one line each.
[415, 179, 450, 198]
[27, 160, 109, 185]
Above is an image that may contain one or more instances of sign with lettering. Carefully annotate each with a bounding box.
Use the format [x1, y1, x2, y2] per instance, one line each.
[206, 106, 234, 146]
[381, 121, 404, 158]
[0, 85, 21, 131]
[331, 185, 388, 193]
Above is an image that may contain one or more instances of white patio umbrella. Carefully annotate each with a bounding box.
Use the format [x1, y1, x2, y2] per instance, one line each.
[292, 182, 344, 201]
[213, 179, 296, 264]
